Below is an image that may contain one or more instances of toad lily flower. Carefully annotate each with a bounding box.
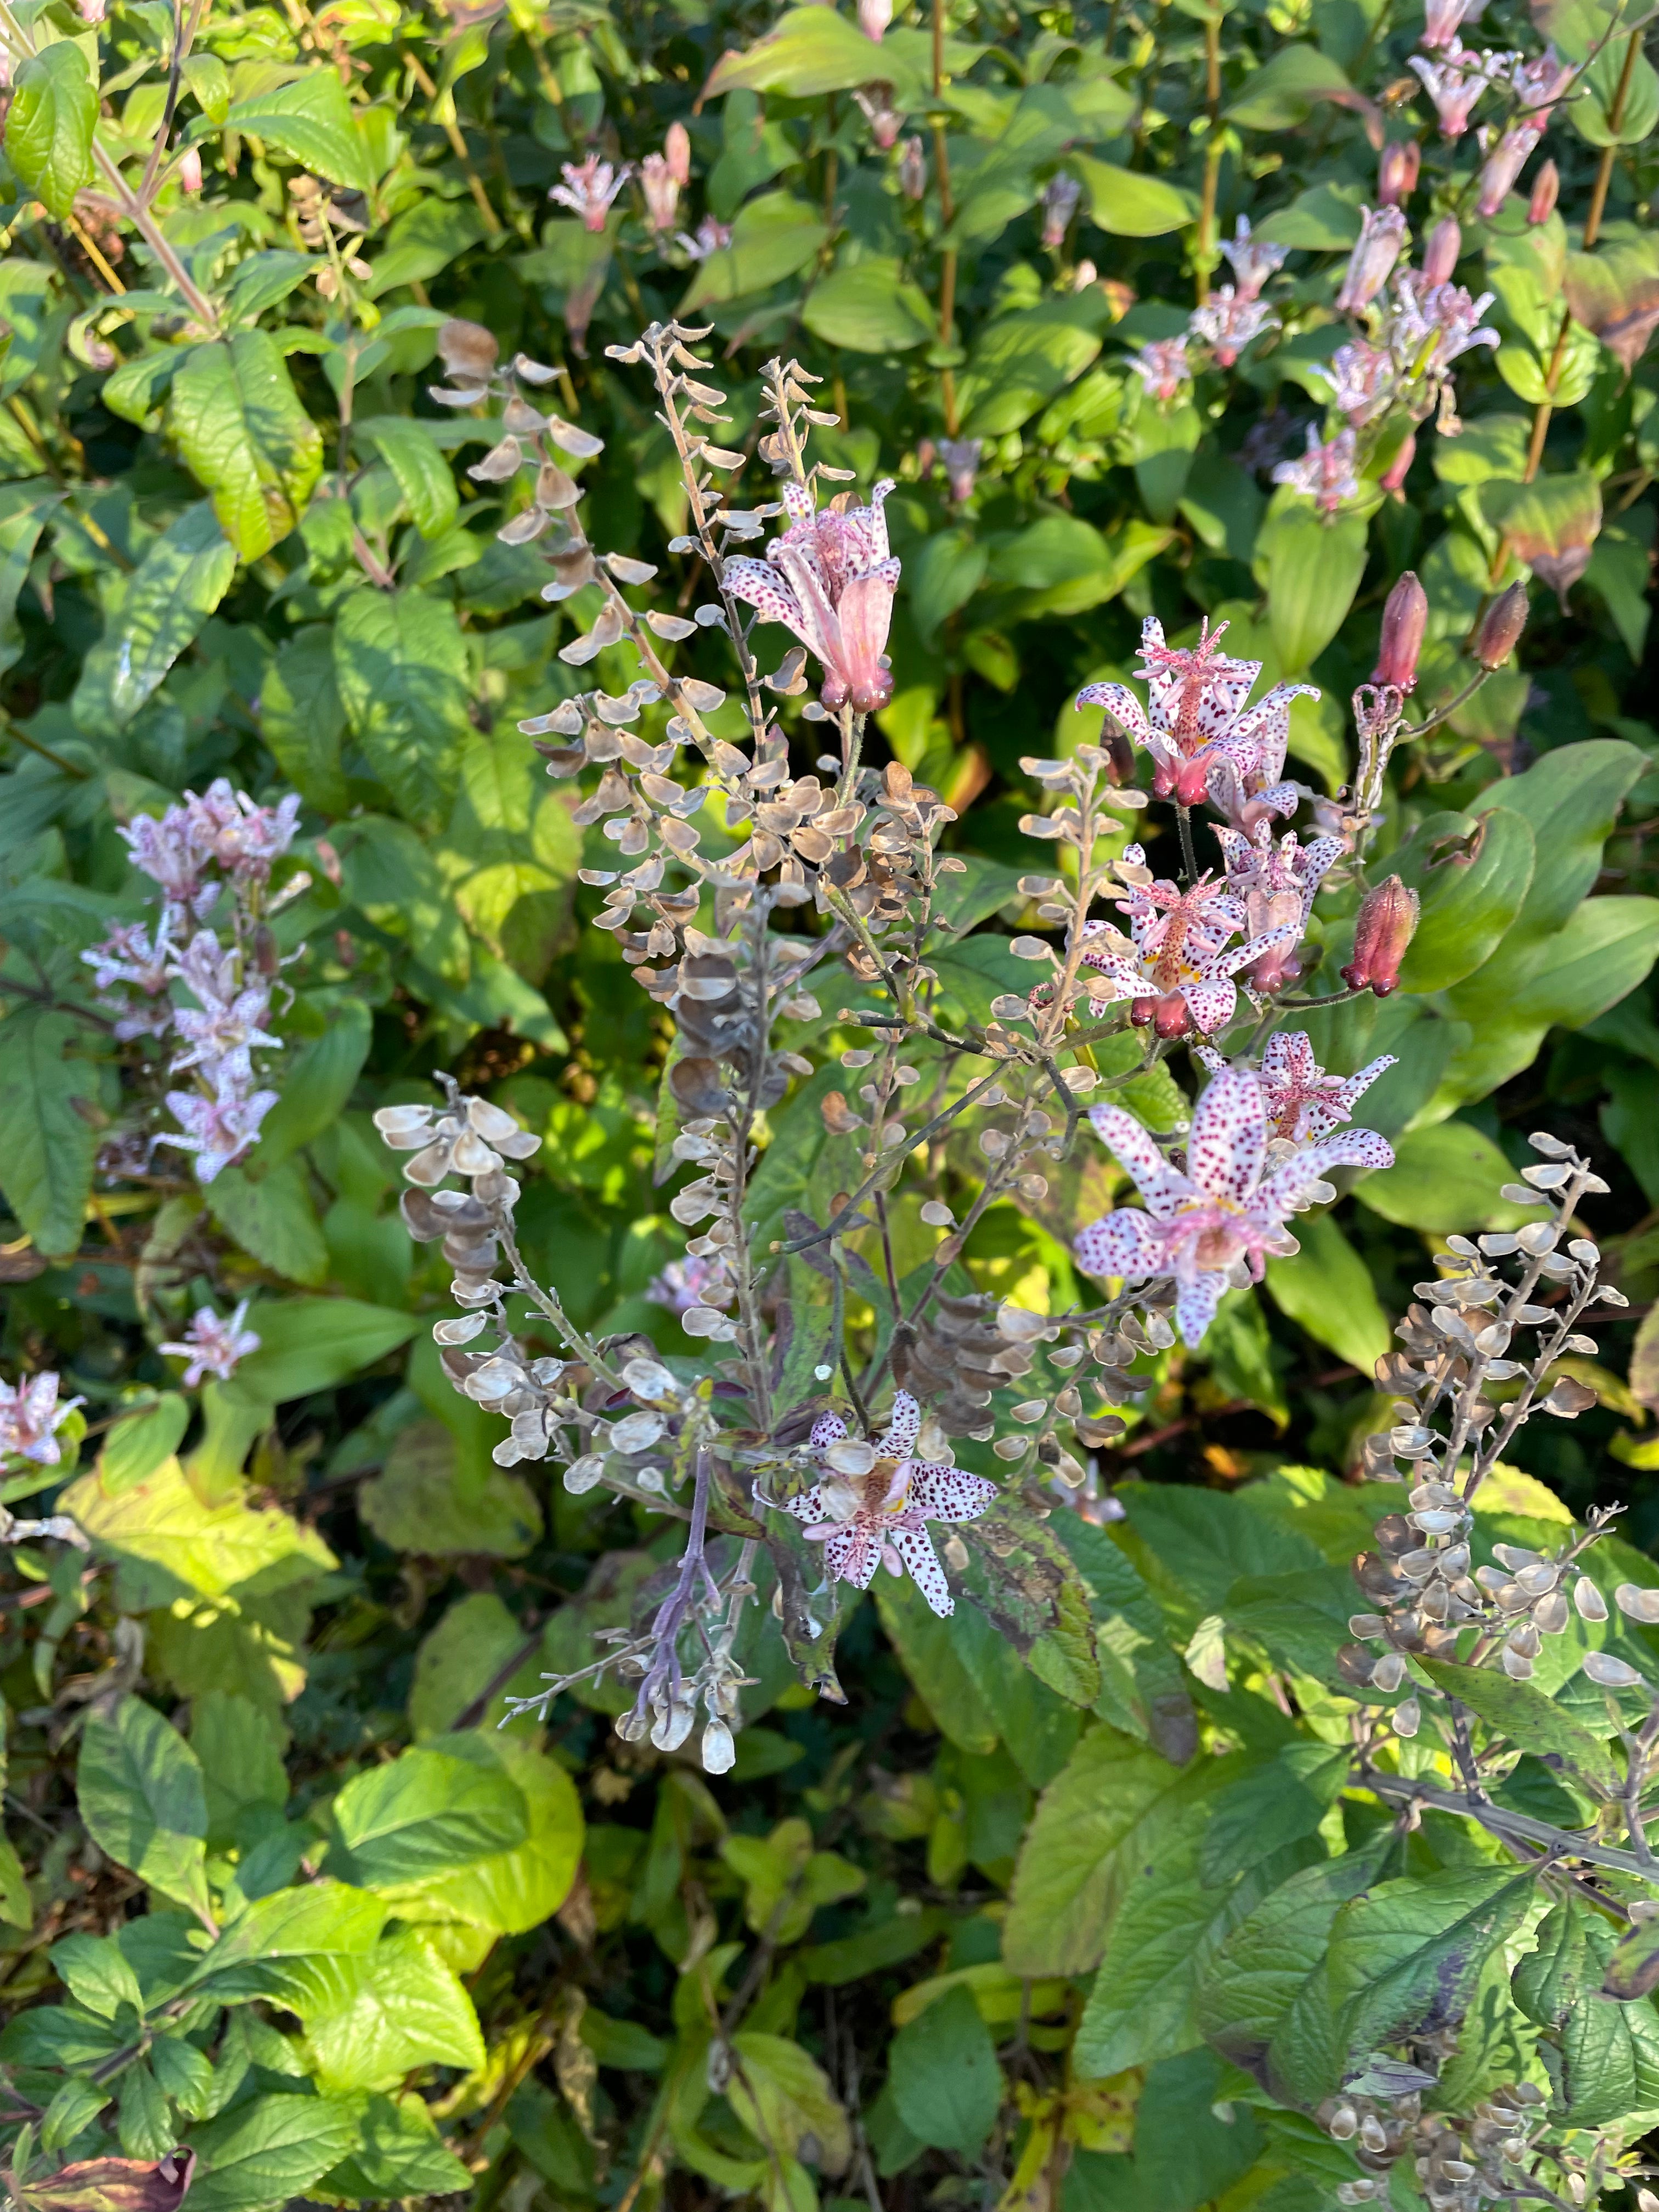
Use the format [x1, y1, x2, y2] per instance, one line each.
[1060, 855, 1298, 1039]
[1078, 616, 1317, 826]
[772, 1390, 997, 1617]
[551, 154, 631, 232]
[0, 1371, 83, 1466]
[723, 480, 900, 715]
[1214, 823, 1344, 991]
[1195, 1030, 1398, 1144]
[1218, 216, 1289, 302]
[160, 1301, 262, 1387]
[1409, 46, 1508, 136]
[1075, 1068, 1395, 1345]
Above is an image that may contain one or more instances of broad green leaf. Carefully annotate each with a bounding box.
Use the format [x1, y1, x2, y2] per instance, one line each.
[1389, 806, 1538, 994]
[1265, 1212, 1391, 1376]
[358, 1418, 544, 1558]
[77, 1696, 211, 1917]
[887, 1985, 1001, 2154]
[1513, 1898, 1596, 2024]
[332, 588, 471, 828]
[50, 1931, 145, 2022]
[330, 1742, 529, 1887]
[99, 1396, 190, 1499]
[223, 70, 373, 191]
[357, 416, 459, 539]
[1199, 1744, 1348, 1886]
[1328, 1870, 1536, 2063]
[0, 486, 64, 676]
[117, 2062, 172, 2160]
[1259, 502, 1369, 673]
[960, 297, 1111, 436]
[59, 1454, 335, 1608]
[1003, 1724, 1186, 1975]
[1557, 1978, 1659, 2125]
[254, 1002, 373, 1168]
[368, 198, 490, 295]
[409, 1592, 545, 1738]
[1224, 1566, 1365, 1689]
[206, 1158, 329, 1285]
[876, 1574, 1000, 1755]
[259, 625, 348, 812]
[703, 7, 919, 100]
[291, 1928, 485, 2090]
[1071, 154, 1199, 236]
[1225, 42, 1356, 128]
[187, 1880, 387, 2000]
[187, 2092, 363, 2212]
[314, 2091, 473, 2202]
[680, 191, 829, 309]
[728, 2032, 851, 2171]
[192, 1689, 289, 1847]
[1355, 1120, 1549, 1234]
[373, 1733, 585, 1937]
[225, 1296, 418, 1406]
[1414, 1657, 1620, 1790]
[1572, 33, 1659, 145]
[4, 41, 97, 218]
[800, 258, 936, 353]
[1198, 1844, 1387, 2096]
[72, 503, 236, 734]
[1057, 1515, 1198, 1761]
[1471, 737, 1648, 945]
[1118, 1481, 1325, 1617]
[167, 333, 324, 561]
[0, 1005, 101, 1259]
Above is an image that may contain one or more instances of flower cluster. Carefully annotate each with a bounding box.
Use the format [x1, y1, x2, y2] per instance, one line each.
[1075, 1060, 1393, 1346]
[83, 782, 305, 1183]
[1129, 220, 1290, 399]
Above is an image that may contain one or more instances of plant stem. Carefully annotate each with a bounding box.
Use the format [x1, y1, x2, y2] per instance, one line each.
[1175, 802, 1199, 883]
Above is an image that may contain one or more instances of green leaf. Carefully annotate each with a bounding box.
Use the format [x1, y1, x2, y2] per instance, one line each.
[1389, 807, 1538, 994]
[1259, 503, 1369, 674]
[188, 2092, 364, 2212]
[187, 1880, 387, 2000]
[4, 41, 97, 218]
[72, 503, 236, 734]
[253, 1003, 372, 1169]
[330, 1742, 528, 1887]
[703, 7, 918, 100]
[314, 2091, 473, 2201]
[369, 200, 489, 296]
[729, 2032, 851, 2171]
[1071, 154, 1199, 236]
[358, 1417, 544, 1558]
[959, 297, 1111, 436]
[148, 2035, 215, 2120]
[1572, 34, 1659, 146]
[297, 1928, 486, 2090]
[332, 587, 471, 828]
[1414, 1657, 1620, 1790]
[223, 70, 373, 191]
[1513, 1898, 1594, 2024]
[1119, 1480, 1325, 1616]
[680, 192, 830, 309]
[800, 258, 936, 353]
[1225, 43, 1357, 128]
[259, 625, 349, 812]
[357, 416, 459, 539]
[76, 1696, 211, 1918]
[1558, 1984, 1659, 2125]
[1470, 738, 1648, 946]
[1264, 1212, 1391, 1376]
[50, 1931, 146, 2021]
[1328, 1869, 1536, 2064]
[0, 1005, 100, 1259]
[1199, 1745, 1348, 1887]
[167, 333, 324, 562]
[1198, 1844, 1387, 2097]
[226, 1296, 418, 1406]
[1355, 1119, 1549, 1234]
[99, 1396, 190, 1499]
[876, 1573, 999, 1754]
[1003, 1725, 1186, 1975]
[887, 1985, 1001, 2155]
[59, 1452, 335, 1610]
[409, 1591, 544, 1739]
[0, 486, 64, 678]
[206, 1158, 328, 1286]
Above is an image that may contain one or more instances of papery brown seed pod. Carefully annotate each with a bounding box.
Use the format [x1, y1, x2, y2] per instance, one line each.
[438, 316, 499, 380]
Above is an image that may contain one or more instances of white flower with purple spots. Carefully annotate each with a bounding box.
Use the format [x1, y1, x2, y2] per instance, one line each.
[1062, 859, 1298, 1040]
[1075, 1068, 1395, 1345]
[722, 480, 901, 715]
[160, 1301, 262, 1387]
[772, 1390, 997, 1617]
[0, 1371, 83, 1466]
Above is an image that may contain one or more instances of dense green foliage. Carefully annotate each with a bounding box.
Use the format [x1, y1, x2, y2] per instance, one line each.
[3, 0, 1659, 2206]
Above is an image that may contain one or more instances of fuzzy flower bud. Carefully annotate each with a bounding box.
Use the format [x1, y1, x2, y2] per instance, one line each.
[665, 121, 692, 186]
[1373, 571, 1428, 691]
[1337, 205, 1407, 313]
[1528, 159, 1559, 224]
[898, 136, 926, 199]
[1378, 139, 1421, 206]
[858, 0, 893, 37]
[1380, 430, 1417, 493]
[179, 145, 204, 193]
[1472, 581, 1528, 668]
[1422, 215, 1462, 286]
[1342, 877, 1420, 997]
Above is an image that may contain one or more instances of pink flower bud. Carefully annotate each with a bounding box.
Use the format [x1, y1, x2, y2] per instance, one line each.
[1380, 430, 1417, 493]
[178, 146, 204, 193]
[1378, 139, 1421, 207]
[1528, 159, 1559, 224]
[1337, 205, 1407, 314]
[1472, 580, 1528, 668]
[859, 0, 893, 37]
[1373, 570, 1427, 691]
[665, 121, 691, 187]
[898, 135, 926, 200]
[1422, 216, 1461, 287]
[1341, 877, 1420, 997]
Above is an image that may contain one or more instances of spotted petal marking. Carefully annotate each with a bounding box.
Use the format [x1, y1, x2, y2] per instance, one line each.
[1088, 1103, 1195, 1218]
[1262, 1127, 1395, 1213]
[723, 557, 803, 633]
[1263, 1030, 1319, 1088]
[1077, 682, 1155, 751]
[911, 1465, 999, 1522]
[879, 1390, 922, 1457]
[810, 1412, 849, 1452]
[1173, 1265, 1229, 1348]
[889, 1525, 954, 1615]
[1075, 1206, 1167, 1280]
[1187, 1066, 1268, 1203]
[823, 1524, 883, 1590]
[1181, 979, 1238, 1033]
[777, 1483, 829, 1523]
